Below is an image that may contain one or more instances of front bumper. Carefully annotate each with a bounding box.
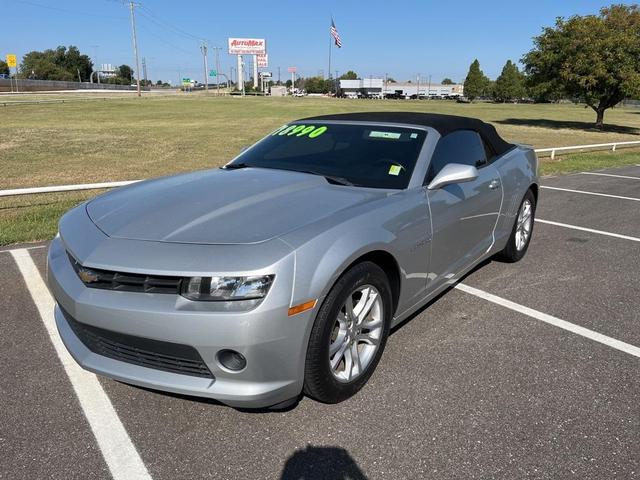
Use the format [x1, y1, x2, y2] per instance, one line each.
[47, 234, 316, 409]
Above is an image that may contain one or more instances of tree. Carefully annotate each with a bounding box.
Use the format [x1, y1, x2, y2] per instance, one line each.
[20, 46, 92, 81]
[117, 65, 134, 82]
[386, 77, 397, 83]
[493, 60, 526, 102]
[463, 59, 490, 101]
[339, 70, 358, 80]
[0, 60, 9, 76]
[523, 4, 640, 128]
[441, 78, 454, 85]
[304, 76, 332, 93]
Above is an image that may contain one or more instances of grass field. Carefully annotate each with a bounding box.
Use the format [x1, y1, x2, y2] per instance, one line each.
[1, 95, 639, 245]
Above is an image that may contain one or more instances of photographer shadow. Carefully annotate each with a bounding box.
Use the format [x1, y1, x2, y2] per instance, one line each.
[280, 445, 367, 480]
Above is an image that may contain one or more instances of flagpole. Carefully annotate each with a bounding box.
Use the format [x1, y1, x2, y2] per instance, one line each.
[328, 17, 332, 86]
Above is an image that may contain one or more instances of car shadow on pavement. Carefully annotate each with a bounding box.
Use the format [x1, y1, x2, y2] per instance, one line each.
[390, 258, 492, 335]
[280, 445, 367, 480]
[121, 383, 303, 413]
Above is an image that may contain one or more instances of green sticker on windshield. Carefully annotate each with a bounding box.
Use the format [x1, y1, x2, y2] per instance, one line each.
[308, 126, 327, 138]
[388, 165, 402, 176]
[271, 124, 327, 138]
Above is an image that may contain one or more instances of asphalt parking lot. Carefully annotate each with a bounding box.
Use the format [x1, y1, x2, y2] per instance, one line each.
[1, 165, 639, 480]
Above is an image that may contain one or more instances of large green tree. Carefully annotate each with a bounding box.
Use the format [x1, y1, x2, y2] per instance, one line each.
[493, 60, 526, 102]
[20, 46, 93, 81]
[463, 59, 490, 101]
[0, 60, 9, 76]
[523, 4, 640, 127]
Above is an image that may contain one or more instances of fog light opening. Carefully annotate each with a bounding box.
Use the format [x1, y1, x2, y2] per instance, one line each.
[217, 349, 247, 372]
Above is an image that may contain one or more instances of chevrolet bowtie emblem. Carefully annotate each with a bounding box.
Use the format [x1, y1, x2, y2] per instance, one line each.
[78, 268, 99, 283]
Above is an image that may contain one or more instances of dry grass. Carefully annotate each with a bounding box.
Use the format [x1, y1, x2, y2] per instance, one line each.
[1, 95, 639, 189]
[1, 95, 639, 245]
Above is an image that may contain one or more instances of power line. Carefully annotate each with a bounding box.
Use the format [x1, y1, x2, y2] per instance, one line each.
[138, 4, 204, 42]
[136, 12, 195, 55]
[13, 0, 126, 20]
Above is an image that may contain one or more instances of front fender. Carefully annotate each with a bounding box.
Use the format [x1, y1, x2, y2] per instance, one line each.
[292, 226, 399, 307]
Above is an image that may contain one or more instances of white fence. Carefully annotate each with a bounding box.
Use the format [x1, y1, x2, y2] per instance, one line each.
[535, 140, 640, 159]
[1, 140, 639, 198]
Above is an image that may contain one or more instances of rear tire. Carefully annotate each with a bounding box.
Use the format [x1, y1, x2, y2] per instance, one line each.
[303, 261, 392, 404]
[495, 189, 536, 263]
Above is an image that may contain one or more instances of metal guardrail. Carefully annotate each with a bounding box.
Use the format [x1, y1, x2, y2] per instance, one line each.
[1, 141, 639, 198]
[535, 140, 640, 159]
[0, 181, 140, 197]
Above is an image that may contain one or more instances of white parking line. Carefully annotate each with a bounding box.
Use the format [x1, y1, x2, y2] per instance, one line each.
[580, 172, 640, 180]
[536, 219, 640, 243]
[455, 283, 640, 358]
[10, 249, 152, 480]
[540, 185, 640, 202]
[0, 245, 47, 254]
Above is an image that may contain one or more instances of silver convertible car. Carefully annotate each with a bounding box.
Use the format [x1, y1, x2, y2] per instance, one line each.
[47, 112, 538, 409]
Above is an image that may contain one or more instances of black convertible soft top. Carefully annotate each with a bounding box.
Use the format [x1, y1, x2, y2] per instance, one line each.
[302, 112, 514, 156]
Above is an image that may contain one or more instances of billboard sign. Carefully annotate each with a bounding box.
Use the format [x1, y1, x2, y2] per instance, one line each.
[287, 66, 297, 73]
[257, 54, 268, 68]
[228, 38, 266, 55]
[6, 54, 17, 68]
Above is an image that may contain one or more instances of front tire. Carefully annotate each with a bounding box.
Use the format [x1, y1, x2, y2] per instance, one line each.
[496, 189, 536, 263]
[304, 261, 392, 404]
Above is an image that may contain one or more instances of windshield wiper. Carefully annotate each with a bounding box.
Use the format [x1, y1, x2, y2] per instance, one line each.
[222, 162, 252, 170]
[224, 165, 355, 186]
[294, 169, 355, 186]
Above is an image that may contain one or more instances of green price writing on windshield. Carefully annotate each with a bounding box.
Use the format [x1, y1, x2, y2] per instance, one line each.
[272, 124, 327, 138]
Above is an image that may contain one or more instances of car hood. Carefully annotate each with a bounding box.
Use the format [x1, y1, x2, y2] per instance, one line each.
[86, 168, 388, 245]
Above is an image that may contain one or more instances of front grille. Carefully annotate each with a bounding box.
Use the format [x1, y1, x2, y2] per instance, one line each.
[68, 253, 183, 294]
[63, 309, 214, 379]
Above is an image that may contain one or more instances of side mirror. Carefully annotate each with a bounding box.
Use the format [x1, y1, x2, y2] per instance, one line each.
[426, 163, 479, 190]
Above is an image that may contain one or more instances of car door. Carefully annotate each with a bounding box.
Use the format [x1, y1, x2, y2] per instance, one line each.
[425, 130, 502, 288]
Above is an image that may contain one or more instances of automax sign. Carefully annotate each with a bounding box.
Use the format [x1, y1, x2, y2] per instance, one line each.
[228, 38, 266, 55]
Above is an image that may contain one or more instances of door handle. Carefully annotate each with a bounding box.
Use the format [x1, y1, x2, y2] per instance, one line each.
[489, 179, 500, 190]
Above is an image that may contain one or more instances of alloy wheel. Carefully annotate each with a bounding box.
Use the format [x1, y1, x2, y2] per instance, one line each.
[328, 285, 384, 382]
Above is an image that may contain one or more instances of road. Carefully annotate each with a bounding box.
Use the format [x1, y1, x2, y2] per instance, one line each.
[1, 165, 639, 480]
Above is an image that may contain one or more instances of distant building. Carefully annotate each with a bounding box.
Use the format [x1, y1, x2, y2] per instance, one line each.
[270, 85, 287, 97]
[339, 78, 463, 98]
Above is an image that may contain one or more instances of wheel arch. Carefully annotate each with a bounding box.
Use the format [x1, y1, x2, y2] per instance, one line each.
[335, 249, 402, 316]
[529, 182, 539, 203]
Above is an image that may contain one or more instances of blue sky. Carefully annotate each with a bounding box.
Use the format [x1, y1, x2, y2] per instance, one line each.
[3, 0, 633, 85]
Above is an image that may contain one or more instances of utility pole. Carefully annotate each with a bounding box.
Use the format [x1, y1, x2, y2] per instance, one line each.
[142, 57, 148, 86]
[128, 1, 142, 97]
[277, 66, 281, 84]
[428, 74, 432, 99]
[211, 46, 221, 95]
[200, 41, 209, 92]
[416, 74, 420, 100]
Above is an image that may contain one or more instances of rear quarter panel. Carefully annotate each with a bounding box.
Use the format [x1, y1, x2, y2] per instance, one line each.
[492, 146, 539, 248]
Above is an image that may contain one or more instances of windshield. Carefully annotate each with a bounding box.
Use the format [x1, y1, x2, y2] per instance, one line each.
[228, 122, 427, 189]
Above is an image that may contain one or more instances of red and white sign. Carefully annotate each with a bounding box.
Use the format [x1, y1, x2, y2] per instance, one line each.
[287, 66, 297, 73]
[228, 38, 266, 55]
[257, 54, 268, 68]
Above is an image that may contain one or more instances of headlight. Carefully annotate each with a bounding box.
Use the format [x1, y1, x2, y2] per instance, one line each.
[181, 275, 275, 301]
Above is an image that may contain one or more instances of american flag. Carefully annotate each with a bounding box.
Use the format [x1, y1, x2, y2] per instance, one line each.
[330, 19, 342, 48]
